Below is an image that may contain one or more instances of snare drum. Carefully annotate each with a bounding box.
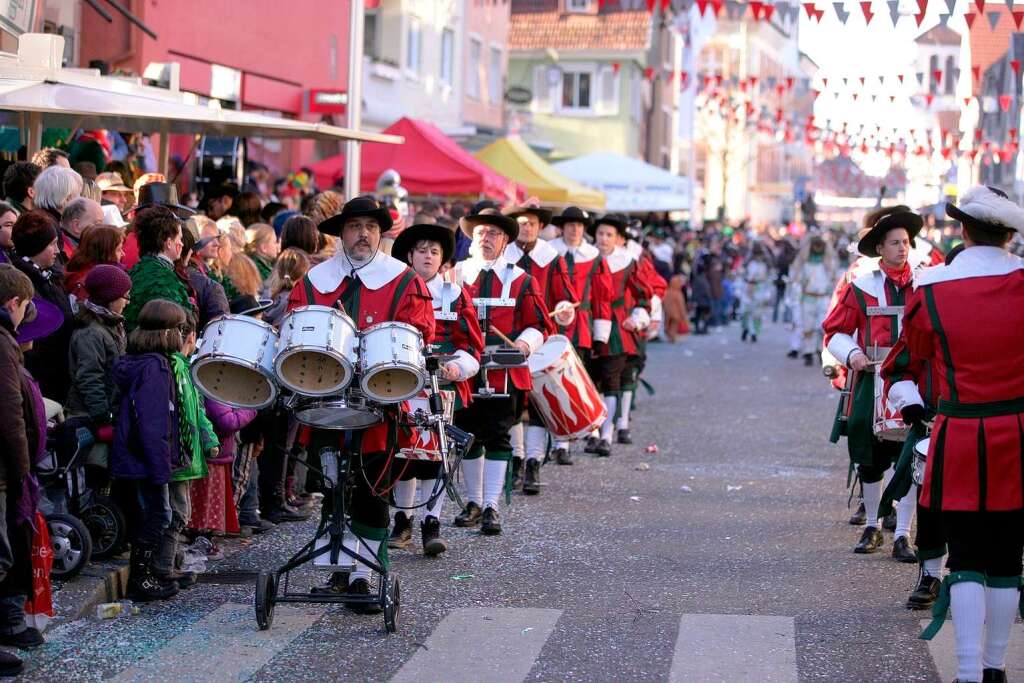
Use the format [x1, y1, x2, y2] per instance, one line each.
[397, 390, 455, 461]
[912, 437, 930, 486]
[359, 322, 425, 403]
[527, 335, 607, 440]
[192, 315, 279, 409]
[275, 306, 358, 396]
[290, 391, 382, 431]
[872, 370, 910, 442]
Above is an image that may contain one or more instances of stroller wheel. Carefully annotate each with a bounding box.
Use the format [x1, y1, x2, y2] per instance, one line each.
[255, 571, 277, 630]
[81, 496, 127, 560]
[383, 575, 400, 634]
[47, 513, 92, 580]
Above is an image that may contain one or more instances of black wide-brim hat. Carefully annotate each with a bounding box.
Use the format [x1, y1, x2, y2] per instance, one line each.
[856, 207, 923, 257]
[459, 209, 519, 242]
[551, 206, 593, 228]
[318, 195, 394, 236]
[587, 213, 629, 238]
[391, 223, 456, 265]
[134, 182, 196, 219]
[504, 204, 553, 225]
[230, 295, 274, 316]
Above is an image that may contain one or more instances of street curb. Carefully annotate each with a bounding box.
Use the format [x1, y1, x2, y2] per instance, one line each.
[51, 562, 129, 629]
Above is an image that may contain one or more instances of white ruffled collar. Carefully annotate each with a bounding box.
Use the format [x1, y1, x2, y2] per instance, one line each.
[914, 246, 1024, 288]
[604, 246, 633, 274]
[306, 249, 408, 293]
[455, 254, 524, 288]
[504, 239, 558, 268]
[550, 237, 599, 263]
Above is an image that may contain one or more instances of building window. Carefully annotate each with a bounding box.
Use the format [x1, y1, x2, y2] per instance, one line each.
[566, 0, 592, 11]
[440, 28, 454, 86]
[562, 71, 592, 110]
[364, 11, 378, 61]
[468, 38, 482, 100]
[929, 54, 938, 95]
[945, 55, 955, 95]
[406, 19, 422, 75]
[489, 46, 503, 105]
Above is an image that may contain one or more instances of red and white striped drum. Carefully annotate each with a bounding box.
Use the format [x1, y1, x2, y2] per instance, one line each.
[396, 390, 455, 461]
[872, 360, 909, 441]
[527, 335, 607, 440]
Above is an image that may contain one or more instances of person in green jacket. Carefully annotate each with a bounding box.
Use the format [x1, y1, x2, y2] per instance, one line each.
[124, 207, 194, 332]
[154, 312, 218, 588]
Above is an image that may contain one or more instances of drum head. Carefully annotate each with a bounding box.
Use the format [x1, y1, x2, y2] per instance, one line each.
[914, 437, 930, 457]
[527, 334, 571, 374]
[277, 351, 351, 395]
[362, 367, 424, 403]
[294, 401, 382, 430]
[193, 360, 275, 409]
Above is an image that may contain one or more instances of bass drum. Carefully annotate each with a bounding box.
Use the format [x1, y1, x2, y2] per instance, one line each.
[527, 335, 607, 440]
[192, 315, 279, 409]
[276, 306, 358, 396]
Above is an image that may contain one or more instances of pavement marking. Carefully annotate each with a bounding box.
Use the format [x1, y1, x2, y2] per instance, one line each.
[923, 618, 1024, 681]
[110, 603, 319, 683]
[668, 614, 797, 683]
[390, 607, 562, 683]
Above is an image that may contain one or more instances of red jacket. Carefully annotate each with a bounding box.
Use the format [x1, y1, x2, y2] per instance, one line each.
[287, 252, 435, 453]
[595, 247, 653, 357]
[882, 247, 1024, 512]
[504, 240, 579, 313]
[424, 275, 484, 408]
[550, 238, 613, 350]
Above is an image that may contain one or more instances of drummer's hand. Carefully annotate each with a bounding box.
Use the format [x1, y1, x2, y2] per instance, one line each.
[440, 362, 461, 381]
[901, 404, 926, 428]
[648, 320, 661, 334]
[552, 302, 575, 327]
[849, 351, 869, 372]
[514, 340, 531, 357]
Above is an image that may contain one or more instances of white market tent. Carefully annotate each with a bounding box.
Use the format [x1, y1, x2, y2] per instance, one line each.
[552, 151, 691, 213]
[0, 34, 401, 171]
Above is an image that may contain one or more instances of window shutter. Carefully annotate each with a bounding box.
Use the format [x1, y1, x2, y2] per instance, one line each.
[596, 65, 619, 115]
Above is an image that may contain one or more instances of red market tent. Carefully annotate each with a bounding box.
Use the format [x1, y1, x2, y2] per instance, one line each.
[310, 117, 523, 201]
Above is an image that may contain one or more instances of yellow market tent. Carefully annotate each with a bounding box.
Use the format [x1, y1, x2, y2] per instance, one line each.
[475, 137, 605, 211]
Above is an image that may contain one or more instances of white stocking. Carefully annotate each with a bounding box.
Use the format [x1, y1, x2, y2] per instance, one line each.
[461, 457, 484, 506]
[483, 459, 507, 510]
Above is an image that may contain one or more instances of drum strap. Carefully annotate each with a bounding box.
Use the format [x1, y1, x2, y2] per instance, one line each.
[387, 269, 418, 321]
[578, 253, 600, 313]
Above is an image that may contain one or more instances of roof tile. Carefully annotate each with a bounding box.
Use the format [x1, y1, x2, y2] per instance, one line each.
[509, 5, 651, 52]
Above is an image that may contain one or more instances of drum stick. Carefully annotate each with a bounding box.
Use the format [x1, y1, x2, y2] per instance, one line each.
[489, 325, 517, 348]
[547, 301, 581, 318]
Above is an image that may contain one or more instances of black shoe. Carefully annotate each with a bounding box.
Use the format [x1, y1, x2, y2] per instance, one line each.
[553, 447, 573, 466]
[583, 436, 600, 453]
[848, 501, 867, 525]
[345, 578, 383, 615]
[595, 439, 612, 457]
[617, 429, 633, 445]
[892, 536, 918, 563]
[388, 512, 413, 549]
[0, 628, 43, 650]
[741, 328, 749, 342]
[310, 571, 348, 595]
[523, 459, 541, 495]
[453, 502, 482, 527]
[854, 526, 883, 554]
[511, 456, 524, 490]
[803, 353, 814, 367]
[240, 518, 276, 535]
[480, 507, 502, 535]
[787, 350, 799, 359]
[263, 505, 310, 523]
[421, 516, 448, 557]
[983, 668, 1008, 683]
[907, 574, 941, 610]
[751, 334, 757, 343]
[882, 511, 897, 532]
[0, 650, 21, 677]
[127, 546, 179, 602]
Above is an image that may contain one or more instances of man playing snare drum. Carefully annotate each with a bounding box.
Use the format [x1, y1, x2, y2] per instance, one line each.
[822, 206, 921, 559]
[387, 223, 484, 556]
[286, 196, 435, 610]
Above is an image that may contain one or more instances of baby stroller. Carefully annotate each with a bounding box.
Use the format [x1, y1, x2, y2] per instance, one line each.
[37, 413, 127, 579]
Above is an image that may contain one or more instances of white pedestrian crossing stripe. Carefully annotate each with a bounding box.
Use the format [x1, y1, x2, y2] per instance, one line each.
[110, 603, 320, 683]
[390, 607, 562, 683]
[923, 618, 1024, 682]
[669, 614, 798, 683]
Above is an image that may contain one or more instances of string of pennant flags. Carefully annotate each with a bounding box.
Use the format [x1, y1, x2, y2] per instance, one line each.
[596, 0, 1024, 30]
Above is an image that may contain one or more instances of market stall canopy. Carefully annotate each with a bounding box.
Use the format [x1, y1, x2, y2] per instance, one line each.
[310, 117, 523, 201]
[0, 34, 401, 146]
[474, 137, 605, 211]
[552, 152, 691, 213]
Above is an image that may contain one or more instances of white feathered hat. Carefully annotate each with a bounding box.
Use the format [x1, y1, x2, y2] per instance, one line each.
[946, 185, 1024, 234]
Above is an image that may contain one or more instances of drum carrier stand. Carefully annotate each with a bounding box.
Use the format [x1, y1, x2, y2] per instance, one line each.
[254, 357, 474, 633]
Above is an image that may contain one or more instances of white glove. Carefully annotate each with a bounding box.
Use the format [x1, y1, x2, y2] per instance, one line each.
[552, 300, 576, 326]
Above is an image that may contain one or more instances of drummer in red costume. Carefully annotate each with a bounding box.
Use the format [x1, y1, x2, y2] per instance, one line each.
[387, 223, 484, 557]
[623, 227, 667, 443]
[587, 213, 653, 457]
[451, 208, 554, 534]
[286, 196, 435, 606]
[882, 186, 1024, 683]
[822, 206, 921, 559]
[548, 206, 613, 465]
[502, 204, 578, 495]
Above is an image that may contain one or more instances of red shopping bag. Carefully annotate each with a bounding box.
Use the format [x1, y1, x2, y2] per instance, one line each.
[24, 511, 53, 631]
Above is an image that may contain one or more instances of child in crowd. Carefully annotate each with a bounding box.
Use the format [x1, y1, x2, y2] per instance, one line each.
[193, 387, 257, 536]
[262, 247, 309, 326]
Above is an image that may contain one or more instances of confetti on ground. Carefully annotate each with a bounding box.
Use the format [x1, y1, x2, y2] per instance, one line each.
[680, 485, 693, 492]
[635, 463, 650, 471]
[727, 485, 743, 492]
[645, 444, 659, 453]
[629, 496, 642, 502]
[450, 573, 474, 581]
